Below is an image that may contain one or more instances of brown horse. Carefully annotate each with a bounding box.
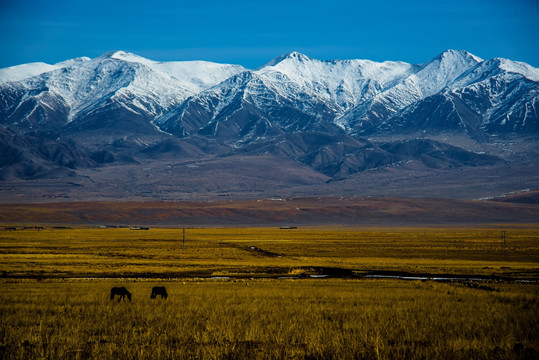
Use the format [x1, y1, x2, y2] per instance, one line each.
[150, 286, 168, 299]
[110, 287, 132, 301]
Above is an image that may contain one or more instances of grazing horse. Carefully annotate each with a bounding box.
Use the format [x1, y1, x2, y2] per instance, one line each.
[110, 287, 132, 301]
[150, 286, 168, 299]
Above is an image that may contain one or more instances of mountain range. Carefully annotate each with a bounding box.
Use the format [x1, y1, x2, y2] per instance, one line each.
[0, 50, 537, 202]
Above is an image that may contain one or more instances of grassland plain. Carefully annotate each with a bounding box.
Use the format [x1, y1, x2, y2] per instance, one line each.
[0, 279, 538, 359]
[0, 227, 538, 359]
[0, 227, 538, 278]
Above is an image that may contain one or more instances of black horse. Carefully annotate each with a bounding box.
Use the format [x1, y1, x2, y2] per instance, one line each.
[150, 286, 168, 299]
[110, 287, 132, 301]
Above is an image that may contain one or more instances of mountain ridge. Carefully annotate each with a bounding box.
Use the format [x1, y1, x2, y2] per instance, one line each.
[0, 50, 537, 201]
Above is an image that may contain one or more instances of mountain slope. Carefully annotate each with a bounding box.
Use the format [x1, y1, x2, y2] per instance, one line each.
[154, 70, 343, 143]
[336, 50, 483, 134]
[388, 58, 539, 134]
[0, 51, 246, 135]
[155, 51, 416, 143]
[0, 57, 91, 83]
[2, 49, 537, 140]
[0, 127, 96, 180]
[0, 50, 536, 199]
[156, 49, 537, 141]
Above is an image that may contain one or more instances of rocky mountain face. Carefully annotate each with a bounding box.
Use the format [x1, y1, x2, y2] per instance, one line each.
[0, 127, 95, 180]
[0, 50, 537, 201]
[154, 50, 537, 141]
[0, 51, 245, 135]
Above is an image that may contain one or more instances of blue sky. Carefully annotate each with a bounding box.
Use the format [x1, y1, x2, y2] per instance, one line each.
[1, 0, 537, 68]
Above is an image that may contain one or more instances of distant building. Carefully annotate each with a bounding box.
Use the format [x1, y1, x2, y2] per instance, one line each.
[130, 226, 150, 230]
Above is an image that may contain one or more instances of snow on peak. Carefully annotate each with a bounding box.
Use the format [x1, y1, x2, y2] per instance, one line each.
[54, 57, 91, 67]
[424, 49, 482, 73]
[495, 58, 539, 82]
[0, 50, 248, 124]
[150, 61, 247, 93]
[451, 57, 539, 88]
[0, 56, 92, 83]
[261, 52, 313, 68]
[99, 50, 155, 66]
[254, 52, 415, 113]
[433, 49, 483, 64]
[407, 49, 482, 96]
[91, 50, 246, 93]
[0, 62, 57, 83]
[281, 51, 312, 62]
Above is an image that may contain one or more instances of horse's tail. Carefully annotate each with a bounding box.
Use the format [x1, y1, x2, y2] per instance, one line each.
[110, 289, 115, 300]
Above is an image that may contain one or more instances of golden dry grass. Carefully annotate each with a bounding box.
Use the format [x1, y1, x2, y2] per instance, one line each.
[0, 226, 538, 359]
[1, 278, 538, 359]
[0, 227, 537, 278]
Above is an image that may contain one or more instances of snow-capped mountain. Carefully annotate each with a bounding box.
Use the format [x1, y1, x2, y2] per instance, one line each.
[2, 49, 537, 140]
[257, 51, 413, 113]
[0, 50, 537, 194]
[156, 49, 537, 143]
[387, 57, 539, 134]
[0, 51, 245, 133]
[155, 51, 415, 142]
[154, 67, 345, 142]
[103, 51, 246, 94]
[0, 57, 94, 84]
[337, 50, 483, 134]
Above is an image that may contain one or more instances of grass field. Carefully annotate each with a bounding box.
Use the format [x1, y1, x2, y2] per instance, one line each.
[0, 227, 538, 279]
[1, 279, 537, 359]
[0, 226, 538, 359]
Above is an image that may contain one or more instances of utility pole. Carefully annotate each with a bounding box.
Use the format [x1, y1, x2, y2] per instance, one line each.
[182, 227, 186, 251]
